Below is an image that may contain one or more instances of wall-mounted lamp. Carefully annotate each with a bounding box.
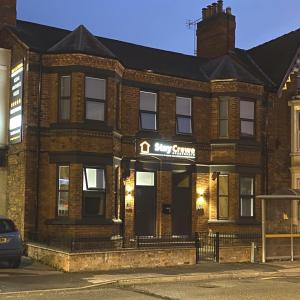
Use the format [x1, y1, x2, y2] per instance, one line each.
[196, 195, 205, 211]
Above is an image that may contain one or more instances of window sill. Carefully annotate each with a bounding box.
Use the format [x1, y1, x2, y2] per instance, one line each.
[208, 219, 261, 225]
[46, 217, 122, 225]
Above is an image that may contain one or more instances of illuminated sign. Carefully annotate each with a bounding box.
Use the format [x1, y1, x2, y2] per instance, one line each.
[139, 140, 196, 159]
[9, 62, 23, 144]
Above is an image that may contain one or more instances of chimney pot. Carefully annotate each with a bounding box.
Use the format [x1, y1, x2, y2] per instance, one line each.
[202, 8, 207, 20]
[207, 5, 212, 17]
[226, 7, 232, 15]
[217, 0, 223, 13]
[212, 3, 218, 15]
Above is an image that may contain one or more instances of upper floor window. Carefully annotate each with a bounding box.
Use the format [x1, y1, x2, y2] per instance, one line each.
[218, 174, 229, 219]
[176, 96, 192, 134]
[83, 167, 106, 217]
[59, 76, 71, 121]
[57, 165, 70, 217]
[240, 100, 255, 137]
[219, 97, 229, 138]
[85, 77, 106, 121]
[240, 176, 255, 217]
[139, 91, 157, 131]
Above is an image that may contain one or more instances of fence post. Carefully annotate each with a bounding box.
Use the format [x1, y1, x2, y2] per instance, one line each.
[215, 232, 220, 263]
[195, 232, 200, 263]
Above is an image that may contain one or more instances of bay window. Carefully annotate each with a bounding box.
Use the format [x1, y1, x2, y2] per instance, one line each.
[83, 167, 106, 217]
[140, 91, 157, 130]
[85, 77, 106, 121]
[176, 96, 192, 134]
[240, 176, 255, 217]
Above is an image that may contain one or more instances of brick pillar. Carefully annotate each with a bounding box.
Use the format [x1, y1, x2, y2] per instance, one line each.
[0, 0, 16, 28]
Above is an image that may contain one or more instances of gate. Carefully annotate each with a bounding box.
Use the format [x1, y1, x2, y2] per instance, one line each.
[196, 232, 219, 262]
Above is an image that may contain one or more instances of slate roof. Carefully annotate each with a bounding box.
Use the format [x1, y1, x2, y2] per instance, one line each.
[6, 20, 300, 89]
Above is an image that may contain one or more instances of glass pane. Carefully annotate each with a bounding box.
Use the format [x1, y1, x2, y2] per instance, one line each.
[0, 220, 16, 233]
[136, 172, 155, 186]
[241, 197, 254, 217]
[240, 177, 254, 195]
[84, 194, 105, 216]
[141, 112, 156, 130]
[60, 76, 70, 97]
[83, 168, 105, 190]
[59, 166, 69, 191]
[58, 191, 69, 216]
[219, 175, 228, 195]
[85, 77, 106, 100]
[86, 101, 105, 121]
[177, 117, 192, 134]
[60, 98, 70, 120]
[140, 91, 157, 111]
[176, 175, 190, 188]
[219, 119, 228, 137]
[241, 120, 254, 136]
[176, 97, 191, 116]
[219, 196, 229, 219]
[219, 98, 228, 118]
[240, 100, 255, 119]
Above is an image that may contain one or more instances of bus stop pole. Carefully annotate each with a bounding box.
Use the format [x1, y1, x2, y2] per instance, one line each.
[262, 199, 266, 263]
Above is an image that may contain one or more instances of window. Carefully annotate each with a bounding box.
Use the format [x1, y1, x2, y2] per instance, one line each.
[218, 175, 229, 219]
[140, 91, 157, 130]
[57, 165, 70, 217]
[0, 219, 17, 234]
[136, 171, 155, 186]
[240, 176, 255, 217]
[85, 77, 106, 121]
[240, 100, 255, 137]
[59, 76, 71, 121]
[83, 167, 106, 216]
[297, 75, 300, 95]
[219, 97, 229, 137]
[176, 96, 192, 134]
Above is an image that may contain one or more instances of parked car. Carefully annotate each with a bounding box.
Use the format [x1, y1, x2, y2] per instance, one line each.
[0, 216, 22, 268]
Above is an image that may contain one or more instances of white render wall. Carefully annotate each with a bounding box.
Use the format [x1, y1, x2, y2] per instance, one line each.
[0, 48, 11, 148]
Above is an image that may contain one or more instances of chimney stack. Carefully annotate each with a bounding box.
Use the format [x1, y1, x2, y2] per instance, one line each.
[0, 0, 17, 28]
[196, 1, 236, 58]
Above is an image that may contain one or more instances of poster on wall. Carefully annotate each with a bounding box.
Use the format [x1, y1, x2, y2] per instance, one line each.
[9, 61, 24, 144]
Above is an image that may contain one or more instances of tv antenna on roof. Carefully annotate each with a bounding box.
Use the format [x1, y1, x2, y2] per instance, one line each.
[186, 18, 200, 55]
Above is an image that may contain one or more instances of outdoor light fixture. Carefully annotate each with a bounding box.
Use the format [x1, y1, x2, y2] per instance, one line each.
[196, 195, 205, 211]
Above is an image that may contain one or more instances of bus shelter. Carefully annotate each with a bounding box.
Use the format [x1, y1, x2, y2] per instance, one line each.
[257, 189, 300, 262]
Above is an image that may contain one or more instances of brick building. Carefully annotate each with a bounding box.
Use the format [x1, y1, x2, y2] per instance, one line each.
[0, 0, 298, 242]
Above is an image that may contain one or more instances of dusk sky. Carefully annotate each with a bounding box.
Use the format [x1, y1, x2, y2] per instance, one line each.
[17, 0, 300, 55]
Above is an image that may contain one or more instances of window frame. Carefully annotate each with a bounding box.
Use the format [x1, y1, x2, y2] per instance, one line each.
[139, 90, 158, 131]
[240, 99, 256, 138]
[239, 175, 255, 218]
[217, 174, 229, 220]
[82, 166, 106, 218]
[56, 164, 70, 217]
[176, 96, 193, 135]
[58, 75, 71, 122]
[219, 97, 229, 138]
[84, 76, 107, 122]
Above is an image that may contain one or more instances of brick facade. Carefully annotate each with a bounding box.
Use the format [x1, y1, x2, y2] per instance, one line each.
[0, 1, 294, 244]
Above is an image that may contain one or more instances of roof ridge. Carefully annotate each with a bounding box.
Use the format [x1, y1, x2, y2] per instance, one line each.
[249, 27, 300, 51]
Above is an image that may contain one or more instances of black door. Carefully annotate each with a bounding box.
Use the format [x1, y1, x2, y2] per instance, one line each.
[135, 171, 156, 236]
[172, 172, 192, 236]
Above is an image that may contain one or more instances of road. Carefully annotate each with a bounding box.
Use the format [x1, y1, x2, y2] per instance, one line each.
[0, 276, 300, 300]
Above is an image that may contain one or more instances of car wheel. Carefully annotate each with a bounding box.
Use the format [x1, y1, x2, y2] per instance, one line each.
[9, 257, 21, 268]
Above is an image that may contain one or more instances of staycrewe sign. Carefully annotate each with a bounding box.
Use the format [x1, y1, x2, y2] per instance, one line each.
[139, 140, 196, 159]
[9, 62, 23, 144]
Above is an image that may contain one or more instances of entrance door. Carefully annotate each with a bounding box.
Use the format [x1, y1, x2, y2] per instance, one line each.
[172, 172, 192, 236]
[135, 171, 156, 236]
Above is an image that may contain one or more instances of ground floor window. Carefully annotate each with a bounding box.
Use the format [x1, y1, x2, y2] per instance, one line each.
[240, 176, 255, 217]
[83, 167, 106, 217]
[218, 174, 229, 219]
[57, 165, 70, 217]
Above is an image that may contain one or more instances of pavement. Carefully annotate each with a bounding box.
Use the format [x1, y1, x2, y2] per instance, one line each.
[0, 256, 300, 296]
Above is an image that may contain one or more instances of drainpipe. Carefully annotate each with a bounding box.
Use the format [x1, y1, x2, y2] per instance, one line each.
[34, 53, 42, 239]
